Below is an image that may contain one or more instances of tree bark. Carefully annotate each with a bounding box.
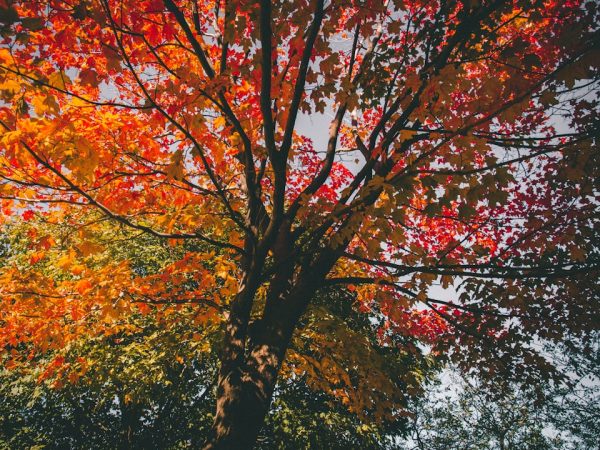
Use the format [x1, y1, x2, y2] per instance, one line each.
[202, 313, 294, 449]
[203, 263, 317, 450]
[204, 219, 344, 448]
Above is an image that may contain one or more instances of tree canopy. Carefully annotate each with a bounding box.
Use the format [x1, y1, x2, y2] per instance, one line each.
[0, 0, 598, 447]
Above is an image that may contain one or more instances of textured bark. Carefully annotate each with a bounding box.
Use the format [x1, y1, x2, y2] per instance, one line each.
[204, 264, 317, 449]
[203, 313, 293, 449]
[204, 208, 347, 449]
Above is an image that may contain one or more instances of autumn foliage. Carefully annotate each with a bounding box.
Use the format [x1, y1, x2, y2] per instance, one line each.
[0, 0, 598, 447]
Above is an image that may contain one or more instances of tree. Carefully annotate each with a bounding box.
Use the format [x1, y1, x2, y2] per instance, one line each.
[0, 218, 436, 448]
[0, 0, 598, 447]
[0, 299, 432, 450]
[406, 376, 560, 450]
[0, 314, 218, 450]
[402, 340, 600, 450]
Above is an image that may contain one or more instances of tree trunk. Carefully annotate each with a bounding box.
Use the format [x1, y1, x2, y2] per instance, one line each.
[203, 269, 314, 449]
[203, 319, 292, 449]
[203, 229, 341, 448]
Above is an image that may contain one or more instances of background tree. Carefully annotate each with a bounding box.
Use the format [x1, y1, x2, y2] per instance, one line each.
[0, 0, 598, 447]
[402, 340, 600, 450]
[407, 378, 558, 450]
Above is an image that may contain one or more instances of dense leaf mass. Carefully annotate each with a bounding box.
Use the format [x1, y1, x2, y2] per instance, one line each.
[0, 0, 598, 447]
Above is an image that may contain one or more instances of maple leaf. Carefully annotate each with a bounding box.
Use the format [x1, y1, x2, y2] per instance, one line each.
[166, 149, 185, 181]
[22, 210, 34, 221]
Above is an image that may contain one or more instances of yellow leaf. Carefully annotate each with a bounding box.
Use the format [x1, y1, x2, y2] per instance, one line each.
[0, 78, 21, 95]
[31, 95, 50, 115]
[166, 149, 185, 181]
[57, 250, 76, 269]
[48, 70, 71, 90]
[230, 132, 241, 147]
[77, 241, 104, 257]
[213, 116, 226, 129]
[71, 138, 100, 183]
